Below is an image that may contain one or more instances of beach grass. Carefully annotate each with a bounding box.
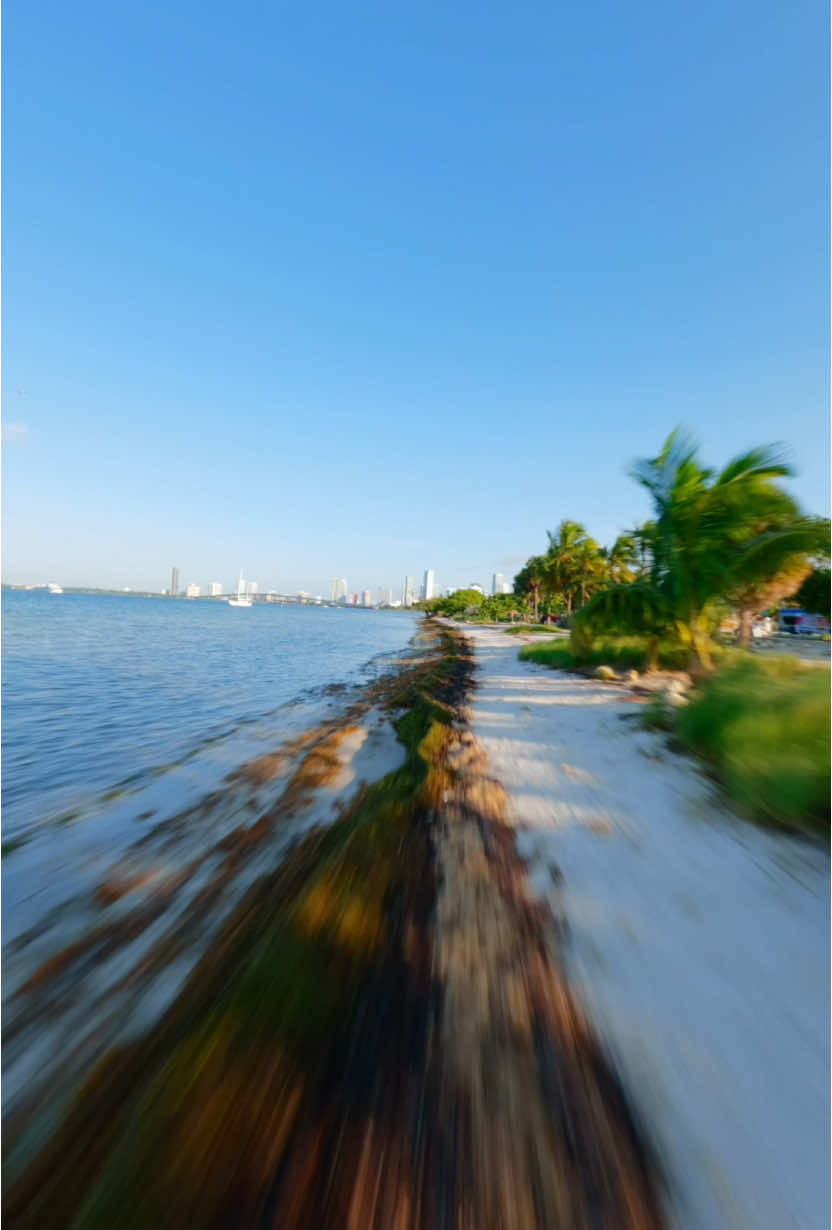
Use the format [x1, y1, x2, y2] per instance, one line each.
[673, 654, 830, 838]
[519, 634, 690, 672]
[503, 624, 566, 636]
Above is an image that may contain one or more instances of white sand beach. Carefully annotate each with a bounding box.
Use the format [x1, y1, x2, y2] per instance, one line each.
[465, 625, 830, 1230]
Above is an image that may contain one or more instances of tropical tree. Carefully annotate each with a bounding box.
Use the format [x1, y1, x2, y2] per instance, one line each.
[602, 534, 638, 584]
[478, 592, 527, 622]
[572, 581, 675, 672]
[631, 523, 656, 577]
[544, 520, 605, 614]
[514, 555, 546, 622]
[577, 431, 821, 672]
[423, 588, 484, 618]
[790, 567, 831, 616]
[726, 518, 828, 647]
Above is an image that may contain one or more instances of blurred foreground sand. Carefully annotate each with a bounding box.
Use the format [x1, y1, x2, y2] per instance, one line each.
[467, 625, 829, 1230]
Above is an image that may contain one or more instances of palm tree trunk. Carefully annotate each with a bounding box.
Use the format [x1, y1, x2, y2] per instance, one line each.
[737, 608, 754, 649]
[646, 635, 659, 673]
[689, 621, 714, 674]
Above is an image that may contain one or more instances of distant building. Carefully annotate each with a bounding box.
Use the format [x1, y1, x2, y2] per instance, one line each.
[377, 587, 393, 606]
[185, 583, 200, 599]
[403, 576, 415, 607]
[170, 566, 180, 598]
[362, 589, 372, 606]
[210, 582, 223, 597]
[492, 573, 504, 596]
[247, 581, 258, 597]
[331, 578, 348, 602]
[470, 583, 484, 595]
[350, 593, 358, 605]
[423, 569, 436, 601]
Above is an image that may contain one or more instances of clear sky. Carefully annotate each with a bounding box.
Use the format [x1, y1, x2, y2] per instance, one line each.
[3, 0, 828, 596]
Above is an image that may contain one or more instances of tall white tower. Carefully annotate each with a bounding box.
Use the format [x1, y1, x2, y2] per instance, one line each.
[423, 569, 436, 601]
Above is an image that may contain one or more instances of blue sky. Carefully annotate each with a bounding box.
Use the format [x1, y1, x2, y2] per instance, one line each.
[3, 0, 828, 595]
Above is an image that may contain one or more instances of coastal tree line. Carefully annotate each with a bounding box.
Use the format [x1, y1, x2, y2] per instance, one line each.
[424, 430, 829, 673]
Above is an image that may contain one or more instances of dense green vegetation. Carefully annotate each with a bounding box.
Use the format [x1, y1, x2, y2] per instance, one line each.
[791, 567, 831, 615]
[420, 589, 524, 622]
[513, 522, 637, 622]
[672, 655, 830, 838]
[505, 430, 830, 836]
[512, 431, 828, 671]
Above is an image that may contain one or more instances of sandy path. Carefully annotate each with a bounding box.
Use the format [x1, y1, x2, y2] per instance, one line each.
[465, 626, 829, 1230]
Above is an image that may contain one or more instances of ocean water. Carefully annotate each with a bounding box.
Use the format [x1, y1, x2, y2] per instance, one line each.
[1, 591, 423, 1116]
[2, 590, 419, 844]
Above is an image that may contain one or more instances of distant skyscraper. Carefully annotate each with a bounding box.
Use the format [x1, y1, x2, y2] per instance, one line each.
[170, 566, 180, 597]
[362, 589, 372, 606]
[247, 581, 258, 596]
[492, 572, 504, 596]
[185, 583, 200, 599]
[403, 577, 414, 607]
[210, 582, 222, 597]
[423, 569, 436, 601]
[502, 580, 512, 595]
[332, 578, 348, 603]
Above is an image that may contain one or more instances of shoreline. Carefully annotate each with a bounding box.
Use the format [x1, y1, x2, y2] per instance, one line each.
[5, 619, 666, 1228]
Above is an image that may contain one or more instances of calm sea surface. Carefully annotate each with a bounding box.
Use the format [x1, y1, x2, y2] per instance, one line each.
[2, 591, 419, 844]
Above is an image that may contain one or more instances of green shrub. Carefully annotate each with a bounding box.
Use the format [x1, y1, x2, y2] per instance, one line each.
[504, 624, 565, 636]
[675, 655, 830, 837]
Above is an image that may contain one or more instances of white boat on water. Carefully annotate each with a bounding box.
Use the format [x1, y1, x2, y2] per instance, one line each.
[228, 572, 252, 608]
[47, 583, 64, 594]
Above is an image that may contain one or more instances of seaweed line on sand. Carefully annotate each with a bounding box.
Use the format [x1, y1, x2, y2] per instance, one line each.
[4, 620, 665, 1230]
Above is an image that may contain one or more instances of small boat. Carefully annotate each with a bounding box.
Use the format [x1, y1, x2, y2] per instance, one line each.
[47, 583, 64, 594]
[228, 572, 252, 608]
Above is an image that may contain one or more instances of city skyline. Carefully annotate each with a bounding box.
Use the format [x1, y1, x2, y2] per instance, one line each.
[16, 561, 519, 604]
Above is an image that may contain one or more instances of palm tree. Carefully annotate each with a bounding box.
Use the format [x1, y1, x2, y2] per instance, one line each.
[603, 534, 638, 584]
[514, 555, 547, 622]
[631, 523, 656, 577]
[573, 580, 675, 672]
[544, 520, 604, 614]
[577, 430, 822, 672]
[727, 518, 829, 647]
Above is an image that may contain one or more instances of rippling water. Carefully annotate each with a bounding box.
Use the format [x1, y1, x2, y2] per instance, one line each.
[2, 590, 419, 842]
